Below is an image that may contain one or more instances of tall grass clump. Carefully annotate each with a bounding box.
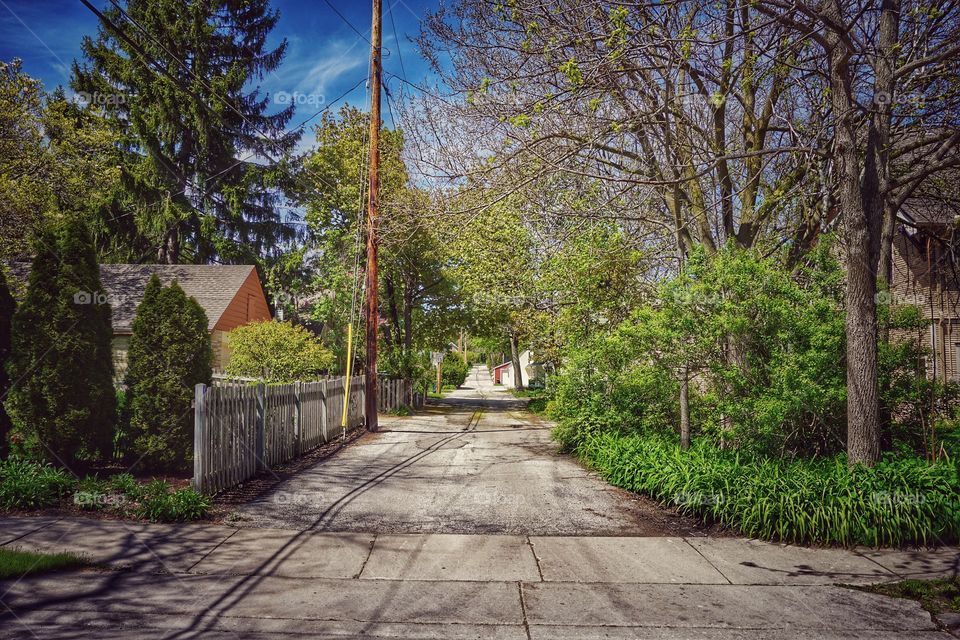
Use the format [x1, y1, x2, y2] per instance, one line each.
[567, 429, 959, 547]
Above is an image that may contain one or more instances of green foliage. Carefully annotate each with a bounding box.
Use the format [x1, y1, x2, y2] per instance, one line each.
[442, 352, 469, 388]
[0, 269, 13, 457]
[551, 242, 956, 462]
[511, 388, 549, 414]
[0, 458, 73, 510]
[124, 275, 212, 471]
[226, 320, 333, 382]
[549, 245, 849, 455]
[564, 429, 960, 547]
[5, 217, 116, 464]
[0, 458, 209, 522]
[133, 479, 209, 522]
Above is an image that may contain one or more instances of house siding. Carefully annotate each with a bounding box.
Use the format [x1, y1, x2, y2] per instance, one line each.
[111, 335, 130, 383]
[214, 269, 272, 332]
[891, 229, 960, 381]
[211, 329, 230, 372]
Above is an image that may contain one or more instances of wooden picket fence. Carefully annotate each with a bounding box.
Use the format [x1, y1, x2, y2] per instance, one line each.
[192, 375, 421, 494]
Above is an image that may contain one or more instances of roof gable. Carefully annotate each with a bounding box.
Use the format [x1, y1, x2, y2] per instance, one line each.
[101, 264, 258, 333]
[7, 262, 261, 334]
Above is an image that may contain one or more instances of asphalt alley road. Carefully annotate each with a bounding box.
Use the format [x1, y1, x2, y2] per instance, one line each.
[232, 364, 700, 535]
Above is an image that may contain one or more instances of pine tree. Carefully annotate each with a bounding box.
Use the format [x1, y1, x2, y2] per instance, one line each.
[125, 275, 212, 471]
[0, 268, 14, 457]
[4, 218, 116, 465]
[71, 0, 299, 264]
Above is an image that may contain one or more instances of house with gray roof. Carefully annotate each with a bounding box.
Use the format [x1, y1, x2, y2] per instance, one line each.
[8, 263, 272, 378]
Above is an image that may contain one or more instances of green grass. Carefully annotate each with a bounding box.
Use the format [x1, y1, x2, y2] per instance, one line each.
[510, 388, 548, 414]
[558, 428, 960, 547]
[387, 404, 412, 416]
[857, 578, 960, 614]
[0, 547, 88, 579]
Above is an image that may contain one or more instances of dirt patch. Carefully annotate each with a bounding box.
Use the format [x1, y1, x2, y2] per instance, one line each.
[603, 483, 735, 538]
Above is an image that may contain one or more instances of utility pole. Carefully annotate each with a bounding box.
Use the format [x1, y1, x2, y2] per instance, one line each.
[365, 0, 382, 432]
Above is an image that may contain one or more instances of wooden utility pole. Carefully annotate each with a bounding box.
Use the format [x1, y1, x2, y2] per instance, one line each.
[364, 0, 382, 432]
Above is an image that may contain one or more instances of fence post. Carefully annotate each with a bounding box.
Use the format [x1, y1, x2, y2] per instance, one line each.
[255, 382, 266, 471]
[293, 381, 302, 455]
[192, 383, 206, 492]
[320, 379, 328, 442]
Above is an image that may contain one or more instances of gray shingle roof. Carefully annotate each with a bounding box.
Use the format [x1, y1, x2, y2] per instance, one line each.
[7, 263, 258, 334]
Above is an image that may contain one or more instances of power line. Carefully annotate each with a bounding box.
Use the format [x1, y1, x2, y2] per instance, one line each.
[320, 0, 370, 44]
[386, 0, 408, 92]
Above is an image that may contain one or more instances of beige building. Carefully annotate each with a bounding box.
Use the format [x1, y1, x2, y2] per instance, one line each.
[891, 198, 960, 381]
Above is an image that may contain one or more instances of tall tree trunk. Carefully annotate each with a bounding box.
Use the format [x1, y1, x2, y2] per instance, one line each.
[384, 275, 400, 350]
[159, 226, 180, 264]
[826, 2, 883, 466]
[679, 364, 690, 450]
[874, 0, 902, 343]
[402, 282, 413, 352]
[509, 330, 524, 391]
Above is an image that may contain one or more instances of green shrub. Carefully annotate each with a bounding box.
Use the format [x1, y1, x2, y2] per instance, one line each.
[5, 218, 116, 464]
[226, 320, 333, 382]
[73, 475, 118, 511]
[108, 472, 139, 497]
[0, 458, 73, 510]
[565, 428, 960, 547]
[441, 352, 469, 388]
[124, 275, 212, 471]
[133, 479, 209, 522]
[0, 268, 14, 458]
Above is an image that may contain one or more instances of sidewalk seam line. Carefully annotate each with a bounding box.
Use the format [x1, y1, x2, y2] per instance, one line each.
[853, 548, 906, 581]
[0, 517, 62, 547]
[517, 581, 532, 640]
[526, 535, 544, 582]
[682, 537, 733, 585]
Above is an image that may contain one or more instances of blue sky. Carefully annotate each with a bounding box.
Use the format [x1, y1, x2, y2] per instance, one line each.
[0, 0, 438, 136]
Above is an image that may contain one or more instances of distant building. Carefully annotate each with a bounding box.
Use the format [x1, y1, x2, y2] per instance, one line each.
[9, 263, 272, 379]
[492, 361, 511, 385]
[890, 198, 960, 381]
[498, 350, 546, 388]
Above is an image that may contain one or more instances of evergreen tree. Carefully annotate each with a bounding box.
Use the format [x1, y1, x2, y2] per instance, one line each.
[125, 275, 212, 471]
[72, 0, 299, 264]
[4, 218, 116, 465]
[0, 268, 14, 457]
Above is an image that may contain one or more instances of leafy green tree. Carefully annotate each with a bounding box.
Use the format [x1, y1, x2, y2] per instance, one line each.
[298, 106, 408, 364]
[449, 196, 538, 389]
[72, 0, 298, 264]
[4, 218, 116, 465]
[226, 321, 333, 383]
[298, 107, 463, 371]
[0, 268, 14, 457]
[125, 276, 211, 471]
[0, 61, 123, 262]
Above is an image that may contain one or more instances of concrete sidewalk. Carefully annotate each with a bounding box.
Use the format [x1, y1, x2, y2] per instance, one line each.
[1, 515, 957, 638]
